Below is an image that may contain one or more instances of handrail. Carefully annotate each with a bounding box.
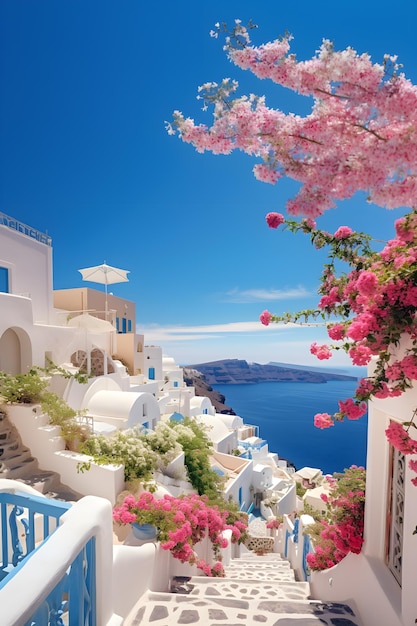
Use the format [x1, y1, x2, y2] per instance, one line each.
[302, 533, 314, 581]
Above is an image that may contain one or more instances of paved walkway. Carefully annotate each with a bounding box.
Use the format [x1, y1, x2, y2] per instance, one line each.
[125, 552, 363, 625]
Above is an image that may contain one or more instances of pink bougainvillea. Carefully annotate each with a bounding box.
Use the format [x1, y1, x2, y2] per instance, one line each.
[265, 212, 285, 229]
[314, 413, 334, 429]
[259, 310, 272, 326]
[310, 342, 332, 360]
[169, 21, 417, 218]
[113, 491, 248, 577]
[307, 466, 366, 571]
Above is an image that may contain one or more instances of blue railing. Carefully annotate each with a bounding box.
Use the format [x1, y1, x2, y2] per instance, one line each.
[0, 490, 71, 583]
[0, 491, 97, 625]
[302, 533, 314, 581]
[24, 538, 97, 626]
[0, 212, 52, 246]
[238, 439, 268, 452]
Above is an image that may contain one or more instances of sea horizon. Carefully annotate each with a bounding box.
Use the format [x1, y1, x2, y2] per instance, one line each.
[213, 378, 367, 475]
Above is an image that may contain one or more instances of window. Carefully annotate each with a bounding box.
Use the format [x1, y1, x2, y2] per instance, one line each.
[173, 381, 178, 388]
[0, 267, 9, 293]
[116, 317, 120, 332]
[148, 367, 155, 380]
[386, 434, 405, 586]
[128, 319, 132, 332]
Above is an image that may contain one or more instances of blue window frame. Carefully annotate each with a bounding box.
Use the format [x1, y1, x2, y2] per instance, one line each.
[0, 267, 9, 293]
[128, 319, 132, 332]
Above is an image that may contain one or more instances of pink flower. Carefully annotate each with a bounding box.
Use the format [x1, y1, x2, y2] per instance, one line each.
[327, 323, 345, 340]
[385, 421, 417, 454]
[349, 345, 372, 366]
[400, 354, 417, 380]
[409, 459, 417, 473]
[333, 226, 353, 239]
[356, 271, 378, 297]
[314, 412, 334, 429]
[395, 217, 414, 242]
[338, 398, 367, 420]
[265, 212, 285, 228]
[260, 310, 272, 326]
[310, 342, 332, 360]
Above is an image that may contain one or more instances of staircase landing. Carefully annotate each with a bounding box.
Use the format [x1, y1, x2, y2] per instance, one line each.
[125, 553, 362, 626]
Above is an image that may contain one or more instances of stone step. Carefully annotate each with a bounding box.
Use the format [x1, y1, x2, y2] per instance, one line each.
[235, 552, 286, 561]
[0, 444, 31, 462]
[127, 592, 362, 626]
[186, 577, 311, 601]
[0, 413, 81, 502]
[0, 447, 35, 469]
[226, 559, 291, 569]
[0, 457, 38, 478]
[0, 426, 13, 439]
[0, 440, 21, 455]
[222, 566, 296, 582]
[15, 470, 58, 493]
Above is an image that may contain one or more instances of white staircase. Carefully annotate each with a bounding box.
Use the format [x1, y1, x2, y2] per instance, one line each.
[124, 551, 362, 625]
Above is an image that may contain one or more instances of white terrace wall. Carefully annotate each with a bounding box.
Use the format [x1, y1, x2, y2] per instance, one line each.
[311, 346, 417, 626]
[6, 404, 124, 504]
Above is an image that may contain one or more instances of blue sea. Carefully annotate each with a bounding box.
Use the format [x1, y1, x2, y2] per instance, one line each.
[213, 378, 368, 475]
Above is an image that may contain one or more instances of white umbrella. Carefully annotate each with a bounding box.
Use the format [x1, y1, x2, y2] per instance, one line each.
[67, 312, 115, 332]
[78, 262, 130, 318]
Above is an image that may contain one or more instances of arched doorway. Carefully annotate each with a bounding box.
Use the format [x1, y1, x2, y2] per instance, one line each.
[0, 327, 32, 374]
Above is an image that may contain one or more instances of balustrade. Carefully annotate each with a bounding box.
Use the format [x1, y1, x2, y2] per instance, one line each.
[0, 491, 98, 626]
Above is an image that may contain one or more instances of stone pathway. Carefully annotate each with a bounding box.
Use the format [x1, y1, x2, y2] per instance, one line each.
[125, 552, 363, 625]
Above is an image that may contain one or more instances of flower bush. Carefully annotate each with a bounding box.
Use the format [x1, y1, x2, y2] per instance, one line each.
[0, 365, 89, 450]
[266, 515, 283, 530]
[262, 213, 417, 427]
[113, 491, 248, 577]
[170, 417, 225, 498]
[79, 417, 224, 495]
[80, 427, 159, 481]
[306, 466, 366, 571]
[386, 413, 417, 487]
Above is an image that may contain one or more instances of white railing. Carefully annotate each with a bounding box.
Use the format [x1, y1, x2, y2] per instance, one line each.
[281, 513, 315, 581]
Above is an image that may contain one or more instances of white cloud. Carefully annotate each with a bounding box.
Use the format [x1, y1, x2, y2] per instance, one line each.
[224, 286, 312, 303]
[138, 319, 322, 343]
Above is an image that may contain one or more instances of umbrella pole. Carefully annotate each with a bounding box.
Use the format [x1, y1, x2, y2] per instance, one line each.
[105, 283, 108, 320]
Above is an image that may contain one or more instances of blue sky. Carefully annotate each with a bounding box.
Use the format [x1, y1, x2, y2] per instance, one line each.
[1, 0, 415, 367]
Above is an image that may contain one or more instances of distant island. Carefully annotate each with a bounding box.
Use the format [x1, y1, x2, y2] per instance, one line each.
[182, 359, 358, 414]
